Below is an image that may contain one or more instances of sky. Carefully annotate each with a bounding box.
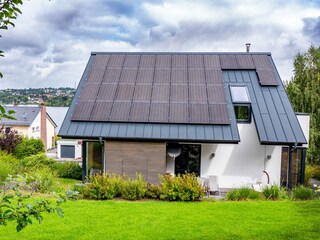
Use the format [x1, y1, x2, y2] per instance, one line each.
[0, 0, 320, 89]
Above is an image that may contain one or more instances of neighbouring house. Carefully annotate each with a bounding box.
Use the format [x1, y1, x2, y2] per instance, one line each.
[59, 52, 309, 189]
[1, 104, 57, 150]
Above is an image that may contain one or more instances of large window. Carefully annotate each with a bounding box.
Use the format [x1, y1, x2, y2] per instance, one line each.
[230, 85, 251, 123]
[174, 144, 201, 176]
[86, 142, 104, 175]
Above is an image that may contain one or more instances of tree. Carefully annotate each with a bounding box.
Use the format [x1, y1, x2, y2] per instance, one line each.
[285, 45, 320, 164]
[0, 0, 23, 120]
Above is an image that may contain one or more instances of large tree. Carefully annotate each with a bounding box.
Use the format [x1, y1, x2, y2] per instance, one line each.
[0, 0, 23, 120]
[285, 45, 320, 164]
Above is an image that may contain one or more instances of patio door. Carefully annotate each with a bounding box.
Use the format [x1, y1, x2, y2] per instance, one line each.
[175, 144, 201, 176]
[86, 141, 104, 175]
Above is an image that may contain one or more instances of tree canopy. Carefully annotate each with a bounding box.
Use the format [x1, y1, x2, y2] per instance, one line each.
[285, 45, 320, 164]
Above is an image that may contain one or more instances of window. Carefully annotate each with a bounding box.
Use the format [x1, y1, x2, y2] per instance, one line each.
[234, 105, 251, 122]
[230, 86, 251, 123]
[174, 144, 201, 176]
[230, 86, 250, 103]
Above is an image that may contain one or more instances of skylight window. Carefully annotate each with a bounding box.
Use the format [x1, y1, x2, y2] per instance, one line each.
[230, 86, 250, 103]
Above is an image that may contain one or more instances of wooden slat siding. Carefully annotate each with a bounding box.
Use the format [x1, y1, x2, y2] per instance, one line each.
[105, 141, 166, 183]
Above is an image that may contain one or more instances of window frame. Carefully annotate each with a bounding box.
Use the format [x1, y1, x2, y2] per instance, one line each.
[230, 85, 251, 123]
[234, 104, 251, 123]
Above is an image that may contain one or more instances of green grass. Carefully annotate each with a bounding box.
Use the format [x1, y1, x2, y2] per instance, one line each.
[51, 178, 80, 193]
[1, 199, 320, 240]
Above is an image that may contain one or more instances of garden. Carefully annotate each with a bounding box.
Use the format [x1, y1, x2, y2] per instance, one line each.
[1, 129, 320, 239]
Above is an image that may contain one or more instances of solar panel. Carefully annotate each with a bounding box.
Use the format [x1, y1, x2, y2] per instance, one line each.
[91, 101, 113, 121]
[252, 55, 272, 70]
[171, 85, 188, 103]
[236, 55, 255, 69]
[207, 85, 227, 103]
[188, 55, 204, 68]
[220, 55, 238, 69]
[87, 69, 105, 84]
[130, 102, 150, 122]
[92, 55, 110, 69]
[149, 102, 169, 122]
[137, 68, 154, 83]
[190, 85, 207, 103]
[102, 69, 122, 83]
[189, 69, 205, 84]
[155, 55, 171, 68]
[72, 100, 95, 120]
[119, 69, 138, 84]
[107, 55, 125, 68]
[208, 104, 230, 124]
[205, 70, 224, 84]
[140, 55, 156, 68]
[151, 84, 170, 102]
[115, 84, 135, 101]
[97, 84, 118, 101]
[257, 69, 279, 86]
[169, 103, 188, 122]
[204, 55, 220, 69]
[123, 55, 140, 68]
[79, 84, 100, 101]
[171, 69, 188, 84]
[172, 55, 187, 68]
[190, 103, 209, 123]
[154, 69, 170, 84]
[109, 102, 131, 121]
[133, 84, 152, 101]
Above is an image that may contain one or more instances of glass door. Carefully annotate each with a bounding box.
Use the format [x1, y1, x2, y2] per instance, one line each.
[86, 141, 104, 175]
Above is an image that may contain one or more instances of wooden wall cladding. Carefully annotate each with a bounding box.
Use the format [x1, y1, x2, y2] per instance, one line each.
[105, 141, 166, 183]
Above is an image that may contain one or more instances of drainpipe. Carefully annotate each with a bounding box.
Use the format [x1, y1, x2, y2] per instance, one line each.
[287, 145, 293, 190]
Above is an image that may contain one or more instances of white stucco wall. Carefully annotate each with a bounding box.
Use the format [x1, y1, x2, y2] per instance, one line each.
[28, 112, 41, 139]
[57, 139, 82, 159]
[201, 120, 282, 189]
[296, 114, 310, 148]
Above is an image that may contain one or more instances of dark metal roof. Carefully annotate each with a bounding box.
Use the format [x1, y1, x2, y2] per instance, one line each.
[59, 52, 306, 145]
[1, 106, 41, 126]
[223, 70, 307, 145]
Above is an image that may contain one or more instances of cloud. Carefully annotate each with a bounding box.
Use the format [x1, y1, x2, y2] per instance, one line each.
[303, 16, 320, 42]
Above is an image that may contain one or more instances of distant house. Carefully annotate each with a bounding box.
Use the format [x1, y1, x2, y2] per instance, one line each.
[1, 105, 57, 150]
[59, 52, 309, 189]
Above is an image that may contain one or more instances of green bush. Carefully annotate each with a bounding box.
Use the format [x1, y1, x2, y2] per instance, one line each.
[19, 153, 56, 173]
[305, 165, 320, 183]
[0, 151, 19, 183]
[226, 187, 261, 201]
[25, 167, 56, 193]
[160, 173, 205, 201]
[146, 184, 162, 199]
[291, 185, 315, 200]
[121, 174, 147, 200]
[13, 137, 45, 159]
[83, 173, 123, 200]
[54, 162, 82, 180]
[262, 185, 285, 200]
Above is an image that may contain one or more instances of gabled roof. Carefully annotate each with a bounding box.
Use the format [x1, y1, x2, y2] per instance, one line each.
[59, 52, 306, 145]
[1, 106, 41, 126]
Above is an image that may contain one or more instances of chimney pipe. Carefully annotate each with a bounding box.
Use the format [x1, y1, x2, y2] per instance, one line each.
[246, 43, 251, 53]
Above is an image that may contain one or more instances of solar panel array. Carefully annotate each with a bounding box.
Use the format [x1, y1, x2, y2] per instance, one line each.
[72, 53, 278, 124]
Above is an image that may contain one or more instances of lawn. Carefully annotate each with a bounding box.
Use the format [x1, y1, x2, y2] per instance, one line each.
[1, 199, 320, 240]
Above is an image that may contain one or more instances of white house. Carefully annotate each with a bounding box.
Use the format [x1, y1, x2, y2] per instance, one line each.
[1, 105, 57, 150]
[59, 52, 309, 189]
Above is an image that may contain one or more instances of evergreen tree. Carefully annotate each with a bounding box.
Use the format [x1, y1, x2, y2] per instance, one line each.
[285, 45, 320, 164]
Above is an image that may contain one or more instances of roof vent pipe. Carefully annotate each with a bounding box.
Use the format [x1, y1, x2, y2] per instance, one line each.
[245, 43, 251, 53]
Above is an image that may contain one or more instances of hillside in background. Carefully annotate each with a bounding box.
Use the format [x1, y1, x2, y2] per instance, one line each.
[0, 87, 75, 107]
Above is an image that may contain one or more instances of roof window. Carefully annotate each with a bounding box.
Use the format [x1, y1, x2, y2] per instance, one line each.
[230, 86, 250, 103]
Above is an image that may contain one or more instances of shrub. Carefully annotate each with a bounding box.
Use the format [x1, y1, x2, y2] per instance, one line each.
[146, 184, 162, 199]
[160, 173, 205, 201]
[305, 165, 320, 183]
[13, 137, 45, 159]
[226, 187, 261, 201]
[262, 185, 283, 200]
[0, 129, 22, 154]
[83, 173, 123, 200]
[25, 167, 57, 193]
[19, 153, 56, 173]
[291, 185, 315, 200]
[121, 174, 147, 200]
[0, 151, 19, 183]
[54, 162, 82, 180]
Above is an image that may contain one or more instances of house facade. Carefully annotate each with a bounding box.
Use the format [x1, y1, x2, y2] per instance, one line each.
[59, 52, 309, 188]
[1, 105, 57, 150]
